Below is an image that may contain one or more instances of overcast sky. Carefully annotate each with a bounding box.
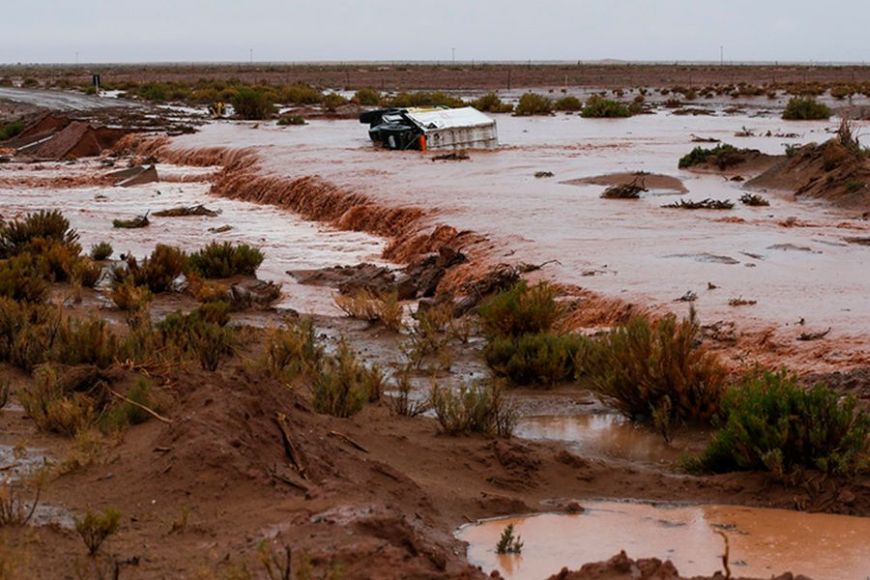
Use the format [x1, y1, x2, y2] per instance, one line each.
[2, 0, 868, 64]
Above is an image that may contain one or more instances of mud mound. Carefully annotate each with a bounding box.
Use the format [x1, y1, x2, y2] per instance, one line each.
[748, 139, 870, 208]
[567, 172, 688, 193]
[31, 121, 127, 160]
[546, 550, 809, 580]
[0, 112, 70, 149]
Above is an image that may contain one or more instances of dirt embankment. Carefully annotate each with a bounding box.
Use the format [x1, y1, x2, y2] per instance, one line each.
[748, 134, 870, 209]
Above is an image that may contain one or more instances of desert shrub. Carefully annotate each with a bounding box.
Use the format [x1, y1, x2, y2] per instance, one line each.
[401, 302, 459, 370]
[484, 332, 592, 387]
[554, 96, 583, 112]
[70, 257, 102, 288]
[52, 317, 120, 368]
[677, 143, 750, 169]
[138, 82, 169, 102]
[0, 120, 24, 141]
[587, 310, 725, 437]
[75, 508, 121, 556]
[353, 88, 381, 106]
[496, 524, 523, 554]
[0, 480, 40, 527]
[158, 307, 235, 371]
[389, 369, 430, 417]
[0, 254, 50, 303]
[19, 365, 99, 436]
[311, 341, 382, 417]
[0, 209, 79, 258]
[101, 379, 153, 431]
[693, 372, 868, 477]
[470, 93, 513, 113]
[430, 381, 516, 437]
[110, 281, 152, 312]
[514, 93, 552, 116]
[114, 245, 188, 293]
[478, 281, 560, 338]
[232, 87, 273, 120]
[581, 95, 632, 118]
[89, 242, 113, 261]
[782, 97, 831, 120]
[321, 92, 347, 111]
[28, 238, 83, 282]
[280, 84, 323, 105]
[0, 298, 61, 371]
[334, 290, 403, 332]
[386, 91, 464, 109]
[188, 241, 264, 279]
[265, 318, 322, 380]
[276, 115, 306, 126]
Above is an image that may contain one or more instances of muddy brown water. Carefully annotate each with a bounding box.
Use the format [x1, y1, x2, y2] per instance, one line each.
[457, 501, 870, 580]
[514, 414, 682, 464]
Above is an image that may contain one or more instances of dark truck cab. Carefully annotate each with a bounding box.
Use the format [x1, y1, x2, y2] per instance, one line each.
[359, 108, 424, 150]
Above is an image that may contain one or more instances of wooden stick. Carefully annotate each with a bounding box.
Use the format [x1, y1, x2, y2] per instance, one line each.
[329, 430, 369, 453]
[274, 413, 308, 479]
[107, 388, 171, 424]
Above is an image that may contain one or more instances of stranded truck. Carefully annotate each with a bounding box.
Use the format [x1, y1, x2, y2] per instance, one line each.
[360, 106, 498, 151]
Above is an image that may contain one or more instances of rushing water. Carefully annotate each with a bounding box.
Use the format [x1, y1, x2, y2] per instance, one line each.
[457, 501, 870, 580]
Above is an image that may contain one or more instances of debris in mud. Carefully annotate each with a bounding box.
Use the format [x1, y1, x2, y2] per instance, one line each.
[702, 320, 737, 343]
[734, 126, 755, 137]
[675, 290, 697, 302]
[667, 252, 740, 264]
[455, 263, 520, 315]
[728, 297, 757, 307]
[112, 212, 150, 229]
[768, 243, 816, 253]
[601, 177, 646, 199]
[290, 263, 397, 296]
[153, 204, 220, 218]
[662, 198, 734, 210]
[208, 224, 233, 234]
[546, 551, 681, 580]
[798, 327, 832, 341]
[739, 192, 769, 206]
[678, 143, 773, 172]
[844, 236, 870, 246]
[106, 164, 159, 187]
[535, 171, 555, 178]
[431, 151, 470, 162]
[690, 134, 720, 143]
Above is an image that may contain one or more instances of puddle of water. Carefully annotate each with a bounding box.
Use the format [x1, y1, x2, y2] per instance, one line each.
[0, 445, 51, 482]
[514, 414, 678, 464]
[457, 501, 870, 580]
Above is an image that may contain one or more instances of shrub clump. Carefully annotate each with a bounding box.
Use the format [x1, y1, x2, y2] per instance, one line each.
[478, 281, 560, 338]
[311, 341, 383, 418]
[0, 210, 79, 259]
[514, 93, 552, 116]
[484, 332, 592, 387]
[188, 242, 264, 279]
[692, 372, 868, 477]
[782, 97, 831, 121]
[89, 242, 113, 261]
[157, 305, 234, 371]
[114, 245, 188, 293]
[334, 290, 403, 332]
[353, 88, 381, 106]
[75, 508, 121, 556]
[470, 93, 514, 113]
[264, 318, 322, 381]
[553, 96, 583, 112]
[587, 310, 725, 438]
[232, 87, 274, 120]
[430, 381, 517, 437]
[678, 144, 746, 169]
[581, 95, 632, 118]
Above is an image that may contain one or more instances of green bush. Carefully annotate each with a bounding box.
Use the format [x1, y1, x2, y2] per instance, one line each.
[0, 120, 24, 141]
[232, 87, 273, 120]
[101, 379, 154, 431]
[311, 340, 383, 417]
[514, 93, 552, 116]
[115, 245, 188, 293]
[277, 115, 306, 126]
[430, 381, 516, 437]
[554, 96, 583, 112]
[385, 91, 464, 109]
[782, 97, 831, 120]
[321, 93, 348, 112]
[75, 508, 121, 556]
[264, 318, 322, 380]
[478, 281, 560, 338]
[89, 242, 113, 261]
[678, 143, 748, 169]
[484, 332, 592, 386]
[581, 95, 632, 118]
[694, 372, 868, 477]
[158, 306, 234, 371]
[280, 84, 323, 105]
[353, 88, 381, 106]
[587, 311, 725, 436]
[188, 241, 264, 279]
[138, 82, 169, 102]
[470, 93, 514, 113]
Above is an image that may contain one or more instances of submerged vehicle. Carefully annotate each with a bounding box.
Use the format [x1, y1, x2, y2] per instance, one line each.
[360, 106, 498, 151]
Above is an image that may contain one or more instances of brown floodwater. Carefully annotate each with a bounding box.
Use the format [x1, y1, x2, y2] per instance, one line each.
[0, 162, 394, 316]
[457, 501, 870, 580]
[168, 111, 869, 371]
[514, 414, 681, 464]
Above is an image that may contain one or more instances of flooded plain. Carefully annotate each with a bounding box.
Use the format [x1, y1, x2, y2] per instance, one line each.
[167, 110, 870, 371]
[457, 501, 870, 580]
